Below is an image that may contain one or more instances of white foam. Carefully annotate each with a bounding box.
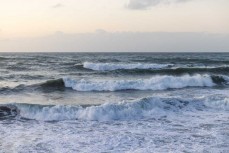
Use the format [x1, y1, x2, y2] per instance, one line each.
[203, 95, 229, 110]
[2, 100, 228, 153]
[14, 97, 179, 121]
[63, 74, 214, 91]
[14, 94, 229, 122]
[83, 62, 172, 71]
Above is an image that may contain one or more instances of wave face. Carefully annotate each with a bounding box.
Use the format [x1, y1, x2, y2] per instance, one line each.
[63, 74, 215, 91]
[83, 62, 173, 71]
[2, 95, 228, 121]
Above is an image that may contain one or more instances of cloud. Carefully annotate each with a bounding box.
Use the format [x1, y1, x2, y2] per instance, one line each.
[52, 3, 64, 8]
[126, 0, 192, 10]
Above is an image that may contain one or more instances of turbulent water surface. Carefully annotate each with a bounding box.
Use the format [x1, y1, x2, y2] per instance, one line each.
[0, 52, 229, 152]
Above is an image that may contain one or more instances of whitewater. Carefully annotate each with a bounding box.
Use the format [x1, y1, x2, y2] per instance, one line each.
[83, 62, 173, 71]
[63, 74, 217, 91]
[0, 52, 229, 153]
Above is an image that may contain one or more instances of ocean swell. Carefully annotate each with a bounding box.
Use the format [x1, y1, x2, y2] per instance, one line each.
[111, 66, 229, 75]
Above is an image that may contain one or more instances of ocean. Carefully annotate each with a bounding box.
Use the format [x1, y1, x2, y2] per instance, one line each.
[0, 52, 228, 152]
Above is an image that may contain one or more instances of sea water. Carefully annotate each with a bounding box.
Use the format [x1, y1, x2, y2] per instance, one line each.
[0, 52, 228, 152]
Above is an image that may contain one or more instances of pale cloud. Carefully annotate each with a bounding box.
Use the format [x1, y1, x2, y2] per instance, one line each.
[52, 3, 64, 8]
[126, 0, 192, 10]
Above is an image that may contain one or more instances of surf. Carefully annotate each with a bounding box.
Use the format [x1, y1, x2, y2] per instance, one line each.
[1, 95, 228, 121]
[63, 74, 217, 92]
[83, 62, 173, 71]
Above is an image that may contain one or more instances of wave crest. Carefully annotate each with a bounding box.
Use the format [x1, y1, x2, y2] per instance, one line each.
[63, 74, 215, 91]
[1, 75, 228, 93]
[2, 95, 228, 121]
[4, 97, 193, 121]
[83, 62, 173, 71]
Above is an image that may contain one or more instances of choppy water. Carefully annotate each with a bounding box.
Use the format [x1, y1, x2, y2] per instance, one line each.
[0, 52, 229, 152]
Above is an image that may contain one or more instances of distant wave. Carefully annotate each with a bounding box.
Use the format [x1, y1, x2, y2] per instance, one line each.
[109, 66, 229, 75]
[1, 96, 228, 121]
[0, 57, 8, 61]
[0, 79, 65, 93]
[63, 74, 219, 92]
[83, 62, 229, 75]
[0, 84, 26, 93]
[83, 62, 173, 71]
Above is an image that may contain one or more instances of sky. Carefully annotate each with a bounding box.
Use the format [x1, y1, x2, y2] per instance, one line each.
[0, 0, 228, 52]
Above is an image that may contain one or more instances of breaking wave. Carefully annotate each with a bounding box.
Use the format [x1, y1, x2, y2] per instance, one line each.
[63, 74, 217, 92]
[1, 75, 228, 93]
[1, 96, 228, 121]
[83, 62, 173, 71]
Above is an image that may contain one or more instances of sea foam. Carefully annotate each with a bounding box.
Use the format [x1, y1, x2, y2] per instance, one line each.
[63, 74, 214, 91]
[83, 62, 173, 71]
[9, 95, 228, 121]
[11, 97, 195, 121]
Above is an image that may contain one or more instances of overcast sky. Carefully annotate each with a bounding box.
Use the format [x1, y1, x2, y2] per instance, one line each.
[0, 0, 228, 52]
